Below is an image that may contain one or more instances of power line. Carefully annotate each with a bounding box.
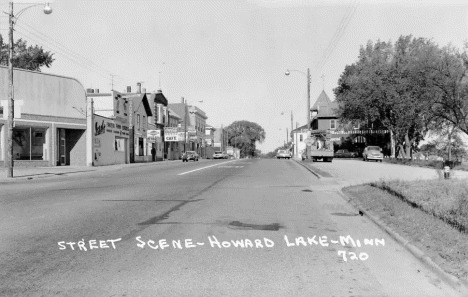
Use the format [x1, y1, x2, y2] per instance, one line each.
[18, 20, 115, 76]
[315, 0, 359, 72]
[15, 24, 114, 79]
[14, 29, 112, 82]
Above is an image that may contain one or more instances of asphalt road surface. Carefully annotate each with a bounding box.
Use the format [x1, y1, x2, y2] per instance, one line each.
[0, 159, 464, 296]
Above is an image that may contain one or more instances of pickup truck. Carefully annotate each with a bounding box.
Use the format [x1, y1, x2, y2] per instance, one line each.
[307, 130, 334, 162]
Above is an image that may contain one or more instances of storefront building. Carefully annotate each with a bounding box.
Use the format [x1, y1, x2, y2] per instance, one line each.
[128, 93, 153, 163]
[89, 90, 130, 166]
[149, 89, 168, 161]
[164, 109, 183, 160]
[188, 105, 208, 158]
[0, 66, 87, 167]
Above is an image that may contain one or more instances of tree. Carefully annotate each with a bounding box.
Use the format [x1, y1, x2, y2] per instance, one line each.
[226, 121, 266, 158]
[424, 44, 468, 137]
[0, 34, 54, 71]
[334, 35, 440, 159]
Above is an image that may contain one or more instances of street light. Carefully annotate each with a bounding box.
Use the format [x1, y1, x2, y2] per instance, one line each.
[6, 2, 52, 178]
[285, 68, 311, 131]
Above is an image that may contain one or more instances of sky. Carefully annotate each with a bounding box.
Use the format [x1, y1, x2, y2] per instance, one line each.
[1, 0, 468, 153]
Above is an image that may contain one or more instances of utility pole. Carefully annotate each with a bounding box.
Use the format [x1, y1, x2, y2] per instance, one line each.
[7, 1, 14, 177]
[110, 74, 118, 90]
[307, 68, 311, 130]
[183, 97, 187, 152]
[290, 110, 293, 142]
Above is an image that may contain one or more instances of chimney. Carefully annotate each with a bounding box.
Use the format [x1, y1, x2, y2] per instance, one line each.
[127, 86, 131, 93]
[137, 82, 141, 94]
[181, 97, 185, 104]
[86, 88, 94, 93]
[94, 89, 99, 94]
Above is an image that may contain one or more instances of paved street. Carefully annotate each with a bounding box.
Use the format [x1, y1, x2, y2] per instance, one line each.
[0, 159, 465, 296]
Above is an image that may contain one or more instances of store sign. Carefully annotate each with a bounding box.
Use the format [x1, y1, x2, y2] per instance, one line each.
[178, 132, 186, 140]
[147, 129, 161, 143]
[164, 127, 179, 142]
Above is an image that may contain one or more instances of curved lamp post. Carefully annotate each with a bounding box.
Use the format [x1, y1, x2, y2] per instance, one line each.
[6, 2, 52, 178]
[285, 68, 311, 131]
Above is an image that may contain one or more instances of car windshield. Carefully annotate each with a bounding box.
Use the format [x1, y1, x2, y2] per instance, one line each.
[215, 151, 222, 154]
[367, 146, 380, 151]
[278, 150, 286, 153]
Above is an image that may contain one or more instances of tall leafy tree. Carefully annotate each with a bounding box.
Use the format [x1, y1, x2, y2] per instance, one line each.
[226, 120, 266, 158]
[334, 35, 440, 158]
[425, 44, 468, 136]
[0, 34, 54, 71]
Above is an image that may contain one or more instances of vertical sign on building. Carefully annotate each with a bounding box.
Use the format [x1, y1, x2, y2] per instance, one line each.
[163, 106, 167, 126]
[156, 104, 162, 125]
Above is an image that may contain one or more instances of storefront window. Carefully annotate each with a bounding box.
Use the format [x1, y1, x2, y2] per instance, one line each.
[13, 127, 46, 160]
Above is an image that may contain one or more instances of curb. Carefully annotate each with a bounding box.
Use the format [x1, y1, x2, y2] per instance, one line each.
[0, 159, 212, 182]
[336, 189, 468, 294]
[293, 159, 321, 179]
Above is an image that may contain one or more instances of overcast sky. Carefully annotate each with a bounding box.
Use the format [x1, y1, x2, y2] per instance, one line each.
[2, 0, 467, 153]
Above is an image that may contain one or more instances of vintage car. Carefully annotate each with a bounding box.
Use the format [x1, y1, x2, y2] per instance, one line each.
[276, 149, 291, 159]
[182, 151, 199, 162]
[213, 151, 228, 159]
[362, 146, 383, 162]
[334, 149, 358, 158]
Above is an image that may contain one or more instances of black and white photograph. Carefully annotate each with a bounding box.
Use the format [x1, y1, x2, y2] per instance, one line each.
[1, 0, 468, 296]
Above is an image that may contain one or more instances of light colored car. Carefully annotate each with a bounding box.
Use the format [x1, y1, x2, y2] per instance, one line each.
[213, 151, 227, 159]
[276, 149, 291, 159]
[182, 151, 199, 162]
[362, 146, 383, 162]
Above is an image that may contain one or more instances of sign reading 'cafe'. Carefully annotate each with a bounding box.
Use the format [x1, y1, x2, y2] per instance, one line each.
[164, 127, 179, 142]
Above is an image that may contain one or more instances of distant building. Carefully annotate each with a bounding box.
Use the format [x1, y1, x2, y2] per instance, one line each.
[292, 90, 390, 158]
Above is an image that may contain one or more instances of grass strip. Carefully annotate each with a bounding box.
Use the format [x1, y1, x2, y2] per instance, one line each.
[371, 179, 468, 234]
[343, 184, 468, 281]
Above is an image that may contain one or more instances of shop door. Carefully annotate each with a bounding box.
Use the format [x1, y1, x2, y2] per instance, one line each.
[58, 129, 66, 166]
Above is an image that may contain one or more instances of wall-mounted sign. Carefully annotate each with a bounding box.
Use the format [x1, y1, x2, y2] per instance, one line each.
[164, 127, 179, 141]
[147, 129, 161, 137]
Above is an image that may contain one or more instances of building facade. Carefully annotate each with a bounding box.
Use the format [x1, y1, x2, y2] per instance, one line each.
[292, 90, 390, 158]
[128, 93, 153, 163]
[88, 90, 131, 166]
[0, 66, 87, 167]
[188, 105, 207, 157]
[164, 108, 183, 160]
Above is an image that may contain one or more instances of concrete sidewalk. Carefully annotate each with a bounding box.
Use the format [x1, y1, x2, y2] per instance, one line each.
[0, 159, 197, 182]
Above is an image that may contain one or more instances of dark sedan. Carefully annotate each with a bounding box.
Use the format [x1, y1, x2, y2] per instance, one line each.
[334, 149, 358, 158]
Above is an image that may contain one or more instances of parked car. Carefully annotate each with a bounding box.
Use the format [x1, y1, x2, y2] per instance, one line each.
[213, 151, 228, 159]
[427, 155, 443, 161]
[182, 151, 199, 162]
[334, 149, 357, 158]
[276, 149, 291, 159]
[362, 146, 383, 162]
